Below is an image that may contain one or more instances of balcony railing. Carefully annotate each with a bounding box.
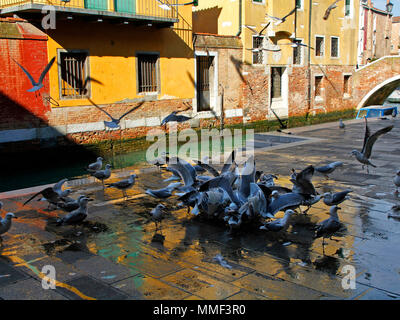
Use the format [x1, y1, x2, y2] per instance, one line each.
[0, 0, 179, 21]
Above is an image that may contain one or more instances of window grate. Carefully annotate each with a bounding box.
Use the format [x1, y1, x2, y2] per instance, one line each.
[315, 36, 324, 57]
[197, 56, 213, 92]
[60, 52, 88, 99]
[271, 67, 283, 99]
[293, 40, 302, 65]
[253, 36, 264, 64]
[138, 54, 159, 93]
[331, 37, 339, 57]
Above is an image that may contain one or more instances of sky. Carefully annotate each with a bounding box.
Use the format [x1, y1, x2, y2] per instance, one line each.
[372, 0, 400, 16]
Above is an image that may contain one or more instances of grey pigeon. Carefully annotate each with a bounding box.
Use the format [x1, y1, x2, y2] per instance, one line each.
[57, 197, 90, 226]
[93, 164, 112, 188]
[87, 157, 103, 173]
[323, 190, 352, 206]
[106, 174, 137, 199]
[260, 209, 295, 232]
[350, 117, 393, 173]
[315, 161, 343, 178]
[314, 206, 342, 254]
[150, 204, 166, 230]
[394, 170, 400, 194]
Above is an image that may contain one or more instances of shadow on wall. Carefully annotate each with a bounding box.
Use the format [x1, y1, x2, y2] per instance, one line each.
[192, 6, 222, 35]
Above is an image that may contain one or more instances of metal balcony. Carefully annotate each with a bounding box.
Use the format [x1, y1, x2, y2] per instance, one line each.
[0, 0, 179, 25]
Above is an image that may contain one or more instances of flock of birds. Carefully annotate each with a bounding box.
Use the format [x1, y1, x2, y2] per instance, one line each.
[1, 116, 397, 255]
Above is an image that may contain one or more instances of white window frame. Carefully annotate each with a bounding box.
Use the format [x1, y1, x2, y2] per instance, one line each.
[314, 74, 324, 101]
[252, 35, 264, 65]
[293, 38, 304, 65]
[252, 0, 265, 5]
[330, 36, 340, 59]
[344, 0, 354, 19]
[296, 0, 304, 11]
[315, 35, 325, 58]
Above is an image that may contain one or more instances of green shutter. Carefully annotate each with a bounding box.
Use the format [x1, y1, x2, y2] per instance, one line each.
[114, 0, 136, 14]
[84, 0, 108, 11]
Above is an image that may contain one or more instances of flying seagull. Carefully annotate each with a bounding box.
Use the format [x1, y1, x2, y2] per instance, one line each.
[279, 42, 314, 50]
[12, 56, 55, 94]
[350, 117, 393, 173]
[314, 205, 342, 254]
[145, 182, 181, 199]
[265, 8, 296, 26]
[244, 22, 271, 36]
[157, 0, 195, 10]
[323, 0, 342, 20]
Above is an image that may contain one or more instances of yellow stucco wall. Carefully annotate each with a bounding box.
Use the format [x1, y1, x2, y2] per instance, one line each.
[194, 0, 360, 67]
[46, 4, 194, 107]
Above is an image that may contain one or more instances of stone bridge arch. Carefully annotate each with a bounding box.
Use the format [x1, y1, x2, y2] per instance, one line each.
[353, 56, 400, 109]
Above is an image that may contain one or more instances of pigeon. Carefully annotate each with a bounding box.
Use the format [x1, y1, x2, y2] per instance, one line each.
[323, 190, 352, 206]
[150, 204, 166, 230]
[56, 197, 90, 226]
[350, 117, 393, 173]
[93, 164, 112, 188]
[339, 119, 345, 129]
[0, 212, 18, 243]
[314, 206, 342, 254]
[12, 56, 55, 94]
[315, 161, 343, 178]
[87, 157, 103, 174]
[394, 170, 400, 194]
[260, 209, 296, 232]
[323, 0, 342, 20]
[106, 174, 137, 199]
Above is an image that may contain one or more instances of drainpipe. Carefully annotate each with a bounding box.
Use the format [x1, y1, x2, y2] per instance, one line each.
[306, 0, 312, 120]
[236, 0, 242, 36]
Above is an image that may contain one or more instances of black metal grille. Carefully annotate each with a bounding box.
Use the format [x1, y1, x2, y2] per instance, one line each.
[331, 37, 339, 57]
[315, 36, 324, 57]
[197, 56, 212, 92]
[293, 40, 302, 65]
[138, 54, 158, 93]
[253, 36, 263, 64]
[60, 52, 88, 98]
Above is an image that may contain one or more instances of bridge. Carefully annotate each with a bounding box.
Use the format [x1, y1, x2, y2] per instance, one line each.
[353, 55, 400, 109]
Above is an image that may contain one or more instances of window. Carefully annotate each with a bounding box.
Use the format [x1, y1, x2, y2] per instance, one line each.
[252, 36, 264, 64]
[343, 75, 351, 95]
[137, 53, 159, 93]
[252, 0, 263, 3]
[59, 51, 89, 99]
[296, 0, 303, 9]
[331, 37, 339, 58]
[345, 0, 351, 17]
[315, 76, 323, 97]
[271, 67, 283, 99]
[293, 39, 303, 65]
[315, 36, 324, 57]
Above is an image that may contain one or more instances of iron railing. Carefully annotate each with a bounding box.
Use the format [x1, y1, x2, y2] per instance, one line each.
[0, 0, 179, 20]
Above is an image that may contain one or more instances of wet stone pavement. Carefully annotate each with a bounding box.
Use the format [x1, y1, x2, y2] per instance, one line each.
[0, 118, 400, 300]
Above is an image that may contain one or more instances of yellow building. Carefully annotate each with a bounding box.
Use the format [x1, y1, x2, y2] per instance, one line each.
[194, 0, 360, 118]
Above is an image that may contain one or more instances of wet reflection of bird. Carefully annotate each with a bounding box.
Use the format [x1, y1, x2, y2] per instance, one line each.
[260, 209, 295, 232]
[93, 164, 112, 189]
[86, 157, 103, 174]
[323, 190, 352, 207]
[394, 170, 400, 194]
[12, 56, 55, 95]
[150, 204, 166, 230]
[350, 117, 393, 173]
[106, 174, 137, 200]
[314, 206, 342, 254]
[56, 197, 90, 226]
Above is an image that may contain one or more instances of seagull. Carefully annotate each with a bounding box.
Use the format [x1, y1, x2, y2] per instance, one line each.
[392, 109, 397, 118]
[394, 170, 400, 194]
[314, 206, 342, 254]
[246, 47, 281, 52]
[161, 111, 192, 126]
[259, 174, 278, 187]
[12, 56, 55, 94]
[279, 42, 314, 50]
[388, 205, 400, 219]
[87, 157, 103, 174]
[323, 190, 352, 206]
[266, 8, 296, 26]
[57, 195, 88, 212]
[89, 99, 144, 129]
[315, 161, 343, 178]
[350, 117, 393, 173]
[106, 174, 137, 200]
[260, 209, 296, 232]
[244, 22, 271, 36]
[23, 187, 66, 209]
[323, 0, 342, 20]
[339, 119, 345, 129]
[52, 178, 72, 197]
[0, 212, 18, 244]
[56, 197, 90, 226]
[145, 182, 181, 199]
[93, 164, 112, 189]
[150, 204, 166, 230]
